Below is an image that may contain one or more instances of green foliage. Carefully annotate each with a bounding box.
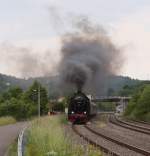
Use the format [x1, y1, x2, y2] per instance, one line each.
[7, 139, 18, 156]
[9, 87, 23, 98]
[124, 101, 136, 116]
[23, 81, 48, 115]
[0, 81, 48, 120]
[118, 81, 150, 96]
[118, 85, 135, 96]
[124, 85, 150, 122]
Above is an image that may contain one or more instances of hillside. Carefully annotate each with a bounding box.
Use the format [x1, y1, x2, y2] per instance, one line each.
[0, 73, 143, 97]
[0, 73, 60, 96]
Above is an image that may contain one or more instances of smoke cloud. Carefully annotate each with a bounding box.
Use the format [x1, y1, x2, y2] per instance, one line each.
[0, 42, 58, 78]
[58, 17, 123, 94]
[0, 6, 123, 96]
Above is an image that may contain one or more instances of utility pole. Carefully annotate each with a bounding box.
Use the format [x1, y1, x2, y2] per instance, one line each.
[38, 85, 41, 117]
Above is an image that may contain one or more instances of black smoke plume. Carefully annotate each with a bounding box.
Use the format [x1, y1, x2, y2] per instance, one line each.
[59, 17, 122, 94]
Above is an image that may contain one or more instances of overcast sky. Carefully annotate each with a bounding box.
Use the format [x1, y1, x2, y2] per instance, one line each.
[0, 0, 150, 79]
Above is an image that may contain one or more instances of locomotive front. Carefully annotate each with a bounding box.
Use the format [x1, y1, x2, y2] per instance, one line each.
[68, 90, 90, 123]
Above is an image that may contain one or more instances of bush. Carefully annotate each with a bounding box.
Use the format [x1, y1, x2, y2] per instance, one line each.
[23, 81, 48, 115]
[124, 101, 136, 116]
[0, 81, 48, 120]
[145, 112, 150, 122]
[124, 85, 150, 122]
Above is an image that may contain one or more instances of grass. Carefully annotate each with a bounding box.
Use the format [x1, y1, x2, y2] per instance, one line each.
[0, 116, 16, 126]
[24, 115, 102, 156]
[6, 140, 17, 156]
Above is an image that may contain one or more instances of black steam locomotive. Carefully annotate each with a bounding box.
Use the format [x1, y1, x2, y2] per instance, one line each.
[68, 90, 97, 123]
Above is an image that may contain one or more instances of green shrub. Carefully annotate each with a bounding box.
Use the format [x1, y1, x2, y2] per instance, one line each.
[124, 85, 150, 122]
[124, 101, 136, 116]
[145, 112, 150, 122]
[7, 140, 17, 156]
[0, 81, 48, 120]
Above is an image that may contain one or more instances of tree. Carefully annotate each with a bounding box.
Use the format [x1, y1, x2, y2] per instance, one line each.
[124, 85, 150, 122]
[23, 81, 48, 115]
[0, 82, 48, 120]
[9, 87, 23, 99]
[0, 87, 23, 102]
[0, 87, 25, 119]
[135, 85, 150, 120]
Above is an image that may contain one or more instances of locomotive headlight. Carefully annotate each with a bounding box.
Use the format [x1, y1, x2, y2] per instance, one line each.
[71, 111, 74, 114]
[84, 111, 86, 114]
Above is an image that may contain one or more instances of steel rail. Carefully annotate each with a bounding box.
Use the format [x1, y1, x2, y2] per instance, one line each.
[72, 124, 119, 156]
[115, 116, 150, 131]
[85, 125, 150, 156]
[109, 115, 150, 135]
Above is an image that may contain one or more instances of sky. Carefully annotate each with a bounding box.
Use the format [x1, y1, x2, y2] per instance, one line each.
[0, 0, 150, 79]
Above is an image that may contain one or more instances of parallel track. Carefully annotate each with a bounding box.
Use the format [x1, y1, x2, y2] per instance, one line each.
[85, 125, 150, 156]
[115, 116, 150, 131]
[72, 123, 150, 156]
[109, 115, 150, 135]
[132, 120, 150, 125]
[72, 124, 118, 156]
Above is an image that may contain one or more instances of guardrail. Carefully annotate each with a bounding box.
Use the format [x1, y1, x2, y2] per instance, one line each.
[18, 126, 27, 156]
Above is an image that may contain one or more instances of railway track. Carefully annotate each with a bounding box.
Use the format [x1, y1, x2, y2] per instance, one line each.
[72, 124, 148, 156]
[120, 118, 150, 129]
[115, 116, 150, 131]
[132, 120, 150, 125]
[109, 115, 150, 135]
[72, 124, 118, 156]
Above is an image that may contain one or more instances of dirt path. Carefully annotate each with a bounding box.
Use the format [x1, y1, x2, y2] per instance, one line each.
[0, 122, 27, 156]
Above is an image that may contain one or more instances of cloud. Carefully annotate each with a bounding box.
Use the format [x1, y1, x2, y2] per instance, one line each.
[112, 6, 150, 80]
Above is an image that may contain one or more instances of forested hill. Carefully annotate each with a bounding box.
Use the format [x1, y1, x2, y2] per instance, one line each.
[0, 73, 59, 94]
[0, 73, 143, 95]
[107, 75, 141, 93]
[0, 74, 26, 92]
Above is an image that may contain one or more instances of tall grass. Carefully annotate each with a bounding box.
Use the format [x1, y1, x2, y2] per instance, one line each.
[25, 116, 102, 156]
[6, 140, 17, 156]
[0, 116, 16, 126]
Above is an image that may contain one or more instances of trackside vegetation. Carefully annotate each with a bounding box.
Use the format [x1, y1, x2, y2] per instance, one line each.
[0, 116, 16, 126]
[24, 116, 102, 156]
[124, 85, 150, 122]
[7, 140, 17, 156]
[0, 81, 48, 120]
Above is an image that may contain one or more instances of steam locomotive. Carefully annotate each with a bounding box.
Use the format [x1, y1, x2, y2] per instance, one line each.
[68, 90, 97, 123]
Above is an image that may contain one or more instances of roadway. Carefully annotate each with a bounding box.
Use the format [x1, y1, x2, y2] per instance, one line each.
[0, 122, 27, 156]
